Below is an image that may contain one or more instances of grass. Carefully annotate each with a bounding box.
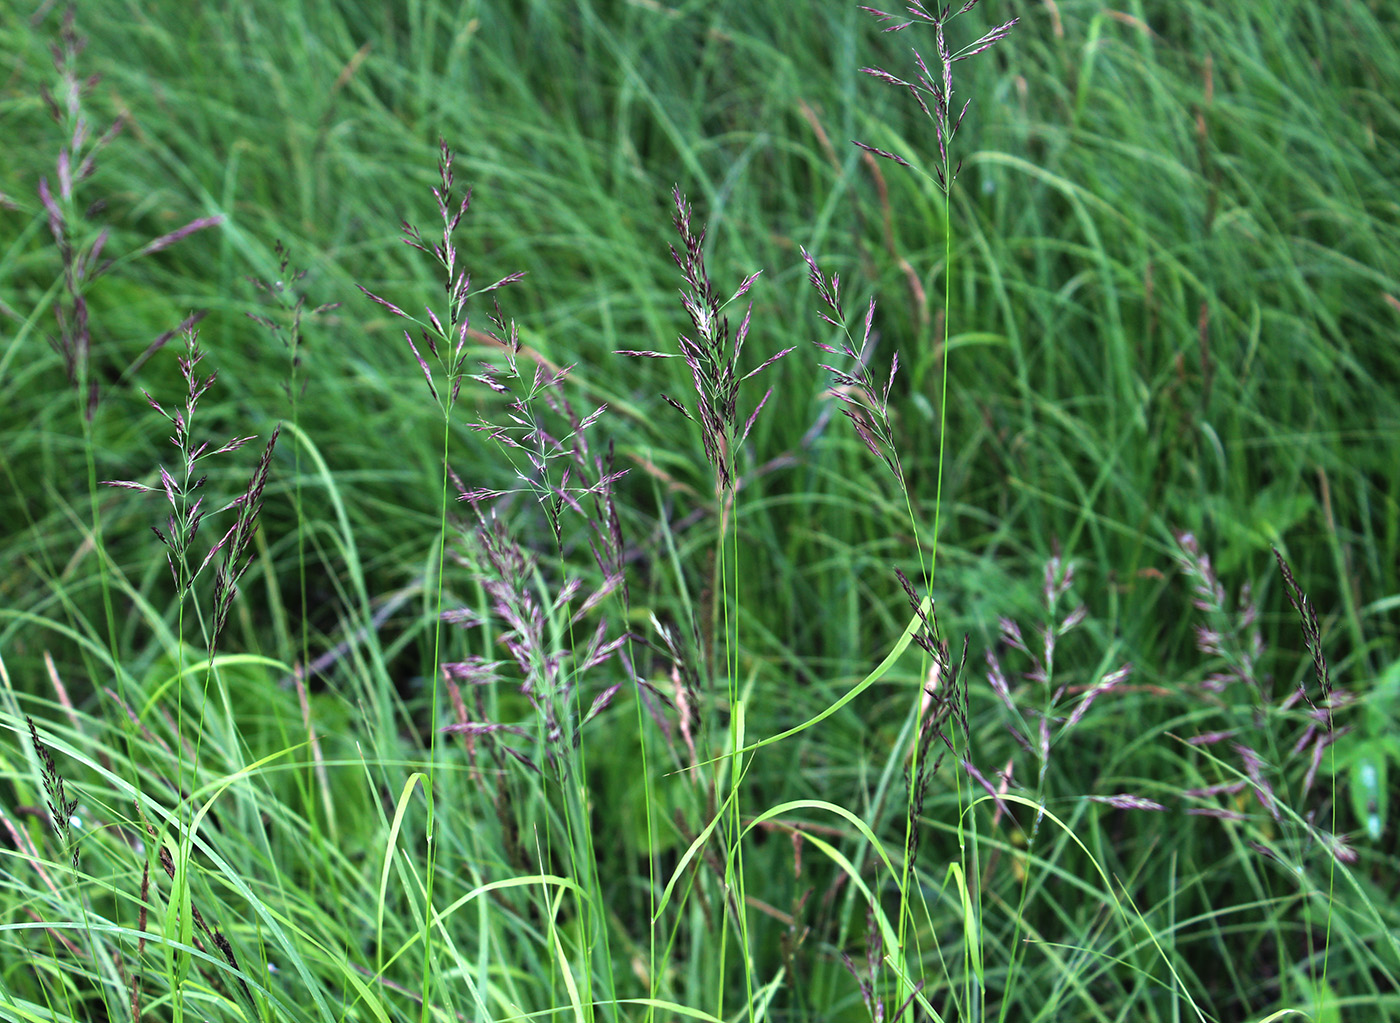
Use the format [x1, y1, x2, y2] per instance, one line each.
[1, 0, 1398, 1021]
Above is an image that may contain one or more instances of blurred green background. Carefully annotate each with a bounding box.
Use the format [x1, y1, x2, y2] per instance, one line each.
[3, 0, 1395, 673]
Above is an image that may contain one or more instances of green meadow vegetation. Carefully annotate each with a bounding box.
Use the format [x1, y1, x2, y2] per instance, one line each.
[2, 1, 1398, 1020]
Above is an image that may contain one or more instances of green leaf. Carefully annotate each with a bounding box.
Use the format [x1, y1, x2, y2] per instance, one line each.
[1290, 967, 1342, 1023]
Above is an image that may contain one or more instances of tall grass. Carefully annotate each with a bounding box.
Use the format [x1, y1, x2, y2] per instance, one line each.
[2, 1, 1398, 1021]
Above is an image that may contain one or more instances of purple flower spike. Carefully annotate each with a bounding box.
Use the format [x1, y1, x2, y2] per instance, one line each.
[619, 189, 789, 495]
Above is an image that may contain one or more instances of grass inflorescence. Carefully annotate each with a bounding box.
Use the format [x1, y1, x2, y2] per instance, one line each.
[2, 2, 1398, 1023]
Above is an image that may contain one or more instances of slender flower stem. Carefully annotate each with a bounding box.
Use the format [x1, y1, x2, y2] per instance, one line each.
[838, 4, 1019, 1019]
[618, 189, 787, 1020]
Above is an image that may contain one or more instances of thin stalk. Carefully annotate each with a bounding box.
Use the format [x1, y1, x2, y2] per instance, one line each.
[633, 646, 658, 1023]
[419, 409, 452, 1023]
[722, 477, 755, 1023]
[848, 7, 1019, 1017]
[617, 190, 786, 1022]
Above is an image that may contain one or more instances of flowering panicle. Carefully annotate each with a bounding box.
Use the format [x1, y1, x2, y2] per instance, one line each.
[802, 248, 906, 489]
[617, 188, 792, 494]
[439, 501, 629, 777]
[26, 718, 80, 872]
[34, 8, 219, 419]
[209, 423, 279, 649]
[856, 1, 1017, 193]
[461, 304, 627, 548]
[1165, 540, 1354, 862]
[983, 553, 1130, 811]
[104, 328, 279, 653]
[1173, 531, 1266, 697]
[245, 241, 340, 403]
[358, 140, 523, 411]
[897, 567, 971, 858]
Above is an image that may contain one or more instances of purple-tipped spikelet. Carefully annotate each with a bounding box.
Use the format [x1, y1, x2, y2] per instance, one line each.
[802, 248, 906, 488]
[439, 496, 629, 777]
[104, 327, 278, 653]
[979, 552, 1135, 817]
[358, 140, 523, 410]
[32, 8, 220, 419]
[856, 1, 1017, 193]
[1166, 539, 1355, 862]
[617, 188, 792, 494]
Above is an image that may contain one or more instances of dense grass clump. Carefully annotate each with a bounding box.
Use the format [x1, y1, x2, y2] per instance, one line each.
[2, 2, 1398, 1022]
